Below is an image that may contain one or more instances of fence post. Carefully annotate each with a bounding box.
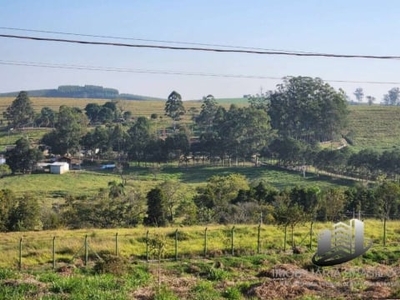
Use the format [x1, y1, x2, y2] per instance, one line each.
[146, 230, 149, 262]
[203, 227, 208, 257]
[231, 226, 235, 256]
[18, 238, 22, 270]
[52, 236, 56, 269]
[115, 233, 118, 257]
[174, 229, 178, 261]
[84, 235, 88, 266]
[257, 224, 261, 254]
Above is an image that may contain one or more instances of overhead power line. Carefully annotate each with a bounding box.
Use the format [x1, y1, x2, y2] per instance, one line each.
[1, 59, 400, 85]
[2, 34, 400, 60]
[0, 26, 315, 54]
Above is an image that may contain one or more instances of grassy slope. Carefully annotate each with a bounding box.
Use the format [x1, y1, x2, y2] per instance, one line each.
[1, 97, 399, 151]
[347, 105, 400, 151]
[0, 165, 355, 201]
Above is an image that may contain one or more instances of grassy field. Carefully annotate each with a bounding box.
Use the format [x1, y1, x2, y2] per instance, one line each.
[0, 96, 243, 122]
[0, 220, 399, 299]
[0, 164, 356, 200]
[1, 97, 400, 152]
[0, 219, 398, 268]
[347, 105, 400, 151]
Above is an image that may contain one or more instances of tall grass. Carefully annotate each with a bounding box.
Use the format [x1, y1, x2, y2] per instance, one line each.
[0, 220, 398, 268]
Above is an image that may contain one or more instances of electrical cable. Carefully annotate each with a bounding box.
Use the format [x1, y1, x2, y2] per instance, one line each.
[2, 34, 400, 60]
[0, 26, 315, 54]
[1, 60, 400, 85]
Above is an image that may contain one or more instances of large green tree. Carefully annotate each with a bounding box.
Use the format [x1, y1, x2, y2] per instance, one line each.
[35, 107, 57, 128]
[41, 106, 89, 155]
[268, 76, 349, 143]
[195, 95, 219, 129]
[165, 91, 185, 130]
[3, 91, 35, 129]
[5, 138, 43, 174]
[8, 193, 42, 231]
[128, 117, 152, 164]
[144, 188, 168, 227]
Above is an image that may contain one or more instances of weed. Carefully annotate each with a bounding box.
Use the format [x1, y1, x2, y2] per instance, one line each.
[0, 269, 19, 280]
[191, 281, 220, 300]
[223, 286, 243, 300]
[154, 284, 178, 300]
[206, 266, 230, 281]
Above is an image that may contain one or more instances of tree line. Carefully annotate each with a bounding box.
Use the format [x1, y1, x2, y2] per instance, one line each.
[6, 77, 400, 182]
[0, 85, 155, 100]
[0, 174, 398, 246]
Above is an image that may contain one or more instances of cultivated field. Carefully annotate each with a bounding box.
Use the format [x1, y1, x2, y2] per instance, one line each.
[347, 105, 400, 151]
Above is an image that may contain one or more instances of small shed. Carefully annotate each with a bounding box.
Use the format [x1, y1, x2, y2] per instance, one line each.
[50, 162, 69, 174]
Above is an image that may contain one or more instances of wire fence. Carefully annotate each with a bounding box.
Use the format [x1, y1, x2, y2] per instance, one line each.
[0, 224, 398, 271]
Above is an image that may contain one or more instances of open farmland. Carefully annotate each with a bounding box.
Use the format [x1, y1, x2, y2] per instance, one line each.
[0, 97, 246, 122]
[347, 105, 400, 151]
[1, 96, 400, 152]
[0, 165, 356, 201]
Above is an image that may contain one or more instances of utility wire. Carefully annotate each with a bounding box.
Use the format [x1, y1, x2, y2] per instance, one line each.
[0, 60, 283, 79]
[2, 34, 400, 60]
[0, 26, 315, 54]
[2, 60, 400, 85]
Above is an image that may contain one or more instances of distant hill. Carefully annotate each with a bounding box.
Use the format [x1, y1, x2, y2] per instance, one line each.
[0, 85, 163, 101]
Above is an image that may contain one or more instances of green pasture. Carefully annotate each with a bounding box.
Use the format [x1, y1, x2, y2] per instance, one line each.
[0, 165, 356, 200]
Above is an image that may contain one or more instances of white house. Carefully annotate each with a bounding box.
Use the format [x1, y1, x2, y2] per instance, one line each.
[50, 162, 69, 174]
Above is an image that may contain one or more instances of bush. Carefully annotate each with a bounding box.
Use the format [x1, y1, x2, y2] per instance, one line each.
[93, 255, 129, 276]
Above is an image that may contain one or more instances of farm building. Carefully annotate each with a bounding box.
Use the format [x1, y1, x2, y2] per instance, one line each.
[49, 162, 69, 174]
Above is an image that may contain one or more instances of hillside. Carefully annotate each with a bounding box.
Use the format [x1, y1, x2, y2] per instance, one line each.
[347, 105, 400, 151]
[0, 85, 163, 101]
[1, 95, 400, 152]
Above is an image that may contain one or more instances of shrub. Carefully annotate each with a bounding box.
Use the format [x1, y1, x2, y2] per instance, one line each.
[93, 255, 129, 276]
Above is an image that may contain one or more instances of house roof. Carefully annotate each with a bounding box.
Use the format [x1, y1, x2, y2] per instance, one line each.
[50, 162, 69, 166]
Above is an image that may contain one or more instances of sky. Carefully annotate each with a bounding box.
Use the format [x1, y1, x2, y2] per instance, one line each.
[1, 0, 400, 101]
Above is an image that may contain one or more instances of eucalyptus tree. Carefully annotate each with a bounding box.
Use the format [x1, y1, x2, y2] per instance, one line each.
[36, 107, 57, 127]
[41, 106, 88, 156]
[268, 76, 349, 143]
[165, 91, 186, 130]
[383, 87, 400, 106]
[3, 91, 35, 129]
[127, 116, 152, 164]
[5, 138, 43, 174]
[354, 88, 364, 103]
[195, 94, 219, 130]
